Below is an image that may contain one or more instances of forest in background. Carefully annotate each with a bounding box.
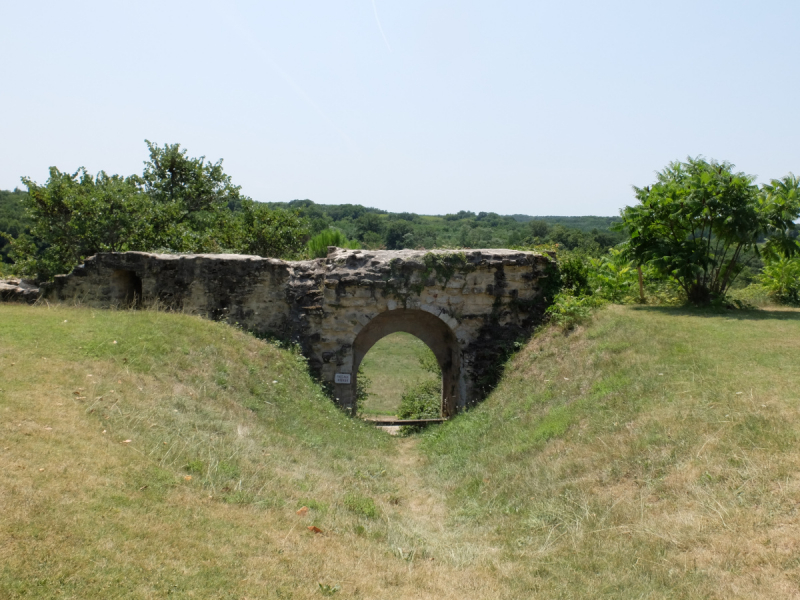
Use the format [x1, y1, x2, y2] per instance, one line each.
[264, 199, 624, 252]
[0, 186, 624, 268]
[2, 145, 796, 314]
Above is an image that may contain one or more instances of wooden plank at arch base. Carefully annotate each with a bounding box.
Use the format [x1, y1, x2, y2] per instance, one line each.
[361, 417, 447, 426]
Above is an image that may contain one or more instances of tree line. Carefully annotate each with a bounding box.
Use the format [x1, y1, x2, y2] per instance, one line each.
[0, 142, 309, 281]
[0, 141, 622, 280]
[2, 145, 798, 308]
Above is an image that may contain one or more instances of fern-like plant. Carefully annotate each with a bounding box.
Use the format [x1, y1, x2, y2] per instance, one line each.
[306, 228, 360, 258]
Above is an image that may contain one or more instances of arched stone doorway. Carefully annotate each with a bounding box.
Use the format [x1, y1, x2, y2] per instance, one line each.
[350, 309, 461, 417]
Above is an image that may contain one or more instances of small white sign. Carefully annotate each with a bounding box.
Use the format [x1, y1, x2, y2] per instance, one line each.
[334, 373, 351, 384]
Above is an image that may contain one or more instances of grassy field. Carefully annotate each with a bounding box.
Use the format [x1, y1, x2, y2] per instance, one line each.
[2, 303, 800, 598]
[359, 332, 438, 416]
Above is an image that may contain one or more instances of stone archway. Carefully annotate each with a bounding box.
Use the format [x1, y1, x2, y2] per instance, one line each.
[350, 309, 461, 417]
[41, 248, 557, 416]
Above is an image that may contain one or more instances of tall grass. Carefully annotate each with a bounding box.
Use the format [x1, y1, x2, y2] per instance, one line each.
[306, 228, 360, 258]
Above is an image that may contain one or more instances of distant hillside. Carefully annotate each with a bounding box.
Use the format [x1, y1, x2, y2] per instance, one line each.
[509, 214, 621, 233]
[266, 199, 626, 252]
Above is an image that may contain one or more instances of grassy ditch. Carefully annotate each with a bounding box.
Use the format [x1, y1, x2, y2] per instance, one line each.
[0, 305, 484, 599]
[2, 303, 800, 598]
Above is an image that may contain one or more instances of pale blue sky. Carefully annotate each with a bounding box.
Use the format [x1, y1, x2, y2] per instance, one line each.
[2, 1, 798, 216]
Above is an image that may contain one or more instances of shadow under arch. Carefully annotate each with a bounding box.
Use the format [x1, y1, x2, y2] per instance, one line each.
[351, 309, 461, 417]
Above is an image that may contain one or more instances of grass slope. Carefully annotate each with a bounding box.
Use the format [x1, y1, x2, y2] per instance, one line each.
[422, 305, 800, 598]
[0, 306, 482, 599]
[2, 303, 800, 598]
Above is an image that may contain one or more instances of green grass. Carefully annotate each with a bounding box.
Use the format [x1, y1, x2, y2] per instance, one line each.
[420, 304, 800, 597]
[358, 332, 438, 416]
[3, 302, 800, 598]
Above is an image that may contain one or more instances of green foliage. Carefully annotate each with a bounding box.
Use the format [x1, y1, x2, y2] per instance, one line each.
[397, 379, 441, 422]
[306, 228, 360, 258]
[588, 248, 638, 302]
[237, 200, 309, 258]
[619, 157, 800, 305]
[384, 220, 414, 249]
[545, 292, 606, 330]
[416, 345, 440, 375]
[184, 459, 206, 475]
[558, 254, 591, 296]
[140, 140, 242, 251]
[342, 493, 378, 518]
[5, 142, 307, 280]
[422, 251, 473, 287]
[11, 167, 153, 280]
[726, 283, 771, 307]
[0, 189, 31, 264]
[760, 256, 800, 305]
[355, 366, 372, 409]
[318, 583, 341, 596]
[252, 201, 624, 255]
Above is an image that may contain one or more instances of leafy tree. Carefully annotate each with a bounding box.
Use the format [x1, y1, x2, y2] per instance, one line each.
[528, 219, 550, 239]
[618, 157, 800, 304]
[385, 221, 414, 249]
[236, 200, 309, 258]
[10, 168, 149, 280]
[757, 173, 800, 260]
[141, 140, 242, 251]
[354, 212, 384, 241]
[8, 142, 309, 280]
[0, 189, 31, 264]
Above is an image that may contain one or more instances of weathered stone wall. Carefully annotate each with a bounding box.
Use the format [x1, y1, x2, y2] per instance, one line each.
[18, 247, 557, 414]
[0, 279, 40, 304]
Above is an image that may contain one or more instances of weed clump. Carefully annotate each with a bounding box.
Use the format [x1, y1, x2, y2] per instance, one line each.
[343, 493, 378, 518]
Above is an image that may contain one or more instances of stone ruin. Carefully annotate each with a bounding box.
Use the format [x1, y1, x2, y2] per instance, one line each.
[1, 248, 558, 415]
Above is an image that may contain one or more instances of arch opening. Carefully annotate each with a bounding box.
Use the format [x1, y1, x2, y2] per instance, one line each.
[349, 309, 461, 418]
[110, 269, 142, 307]
[358, 332, 441, 419]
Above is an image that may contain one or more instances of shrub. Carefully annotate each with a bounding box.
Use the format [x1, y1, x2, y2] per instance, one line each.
[545, 292, 606, 331]
[559, 254, 592, 296]
[355, 366, 371, 410]
[618, 158, 800, 305]
[306, 228, 360, 258]
[343, 493, 378, 518]
[587, 248, 637, 302]
[760, 257, 800, 305]
[397, 380, 441, 421]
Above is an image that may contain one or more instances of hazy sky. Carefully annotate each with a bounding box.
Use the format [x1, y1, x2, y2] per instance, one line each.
[2, 1, 799, 216]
